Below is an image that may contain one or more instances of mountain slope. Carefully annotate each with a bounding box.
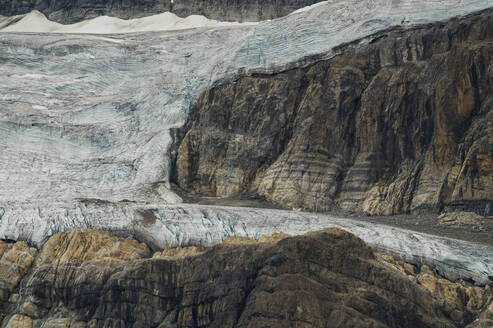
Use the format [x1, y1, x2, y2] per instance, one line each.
[175, 8, 493, 216]
[3, 229, 492, 327]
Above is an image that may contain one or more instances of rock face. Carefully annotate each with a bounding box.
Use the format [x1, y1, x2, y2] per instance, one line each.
[175, 9, 493, 215]
[3, 228, 492, 328]
[379, 254, 493, 328]
[0, 0, 320, 23]
[437, 211, 489, 231]
[0, 240, 37, 323]
[1, 1, 492, 241]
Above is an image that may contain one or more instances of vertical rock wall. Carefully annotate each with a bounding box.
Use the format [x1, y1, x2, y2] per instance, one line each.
[176, 10, 493, 215]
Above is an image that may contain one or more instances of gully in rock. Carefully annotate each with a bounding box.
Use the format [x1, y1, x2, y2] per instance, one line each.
[0, 0, 492, 327]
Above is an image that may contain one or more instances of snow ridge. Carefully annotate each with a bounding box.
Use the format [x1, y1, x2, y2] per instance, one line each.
[0, 10, 256, 34]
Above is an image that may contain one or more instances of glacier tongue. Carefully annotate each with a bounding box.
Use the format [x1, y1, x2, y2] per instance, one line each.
[0, 0, 493, 284]
[0, 202, 492, 285]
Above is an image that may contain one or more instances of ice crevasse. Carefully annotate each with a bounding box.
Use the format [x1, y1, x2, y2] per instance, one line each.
[0, 0, 492, 284]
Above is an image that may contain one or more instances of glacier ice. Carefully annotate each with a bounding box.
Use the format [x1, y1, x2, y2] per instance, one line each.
[0, 202, 492, 285]
[1, 0, 491, 204]
[0, 0, 492, 284]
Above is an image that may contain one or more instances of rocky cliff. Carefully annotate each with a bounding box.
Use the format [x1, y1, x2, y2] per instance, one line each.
[175, 8, 493, 216]
[0, 0, 320, 23]
[1, 229, 492, 328]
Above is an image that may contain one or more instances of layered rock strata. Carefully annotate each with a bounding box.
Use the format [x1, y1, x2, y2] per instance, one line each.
[176, 8, 493, 216]
[0, 240, 37, 324]
[1, 228, 492, 327]
[379, 253, 493, 327]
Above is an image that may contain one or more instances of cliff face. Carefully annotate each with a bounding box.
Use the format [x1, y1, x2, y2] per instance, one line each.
[0, 0, 319, 23]
[175, 9, 493, 215]
[2, 229, 492, 328]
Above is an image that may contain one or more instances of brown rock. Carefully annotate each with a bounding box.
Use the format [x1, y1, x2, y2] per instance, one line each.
[0, 240, 37, 322]
[222, 232, 291, 244]
[20, 302, 39, 318]
[0, 241, 36, 290]
[258, 232, 291, 243]
[35, 229, 150, 266]
[175, 9, 493, 216]
[0, 228, 477, 327]
[4, 314, 33, 328]
[152, 246, 206, 259]
[378, 253, 416, 276]
[0, 240, 12, 258]
[438, 211, 486, 231]
[416, 265, 493, 313]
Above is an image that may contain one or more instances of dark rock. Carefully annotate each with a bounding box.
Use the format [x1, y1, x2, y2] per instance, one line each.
[0, 0, 321, 23]
[175, 9, 493, 215]
[2, 228, 482, 327]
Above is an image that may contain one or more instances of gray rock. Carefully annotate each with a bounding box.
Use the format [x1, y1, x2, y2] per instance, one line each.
[0, 0, 321, 23]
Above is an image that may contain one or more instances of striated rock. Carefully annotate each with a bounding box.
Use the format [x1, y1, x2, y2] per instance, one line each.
[377, 253, 416, 276]
[468, 301, 493, 327]
[0, 0, 320, 23]
[0, 240, 37, 322]
[438, 211, 487, 231]
[379, 253, 493, 326]
[416, 265, 492, 312]
[4, 314, 32, 328]
[152, 245, 206, 259]
[1, 3, 493, 255]
[0, 228, 484, 327]
[35, 229, 151, 266]
[223, 232, 292, 245]
[0, 230, 151, 326]
[176, 8, 493, 215]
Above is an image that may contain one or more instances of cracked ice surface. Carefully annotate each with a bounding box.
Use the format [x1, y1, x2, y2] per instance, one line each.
[0, 0, 493, 283]
[1, 0, 492, 203]
[0, 202, 492, 285]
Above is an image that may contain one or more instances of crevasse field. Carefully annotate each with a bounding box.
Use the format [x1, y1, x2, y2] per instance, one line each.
[0, 0, 492, 284]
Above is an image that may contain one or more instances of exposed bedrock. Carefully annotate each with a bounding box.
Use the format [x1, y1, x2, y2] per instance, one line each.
[0, 0, 321, 23]
[175, 9, 493, 216]
[2, 228, 492, 327]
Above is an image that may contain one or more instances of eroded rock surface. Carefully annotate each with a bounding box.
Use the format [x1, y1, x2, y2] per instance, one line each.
[379, 254, 493, 328]
[2, 228, 492, 327]
[0, 240, 37, 323]
[176, 8, 493, 216]
[438, 211, 489, 232]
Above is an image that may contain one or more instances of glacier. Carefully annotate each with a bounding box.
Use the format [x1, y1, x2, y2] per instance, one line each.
[1, 202, 492, 285]
[1, 0, 493, 284]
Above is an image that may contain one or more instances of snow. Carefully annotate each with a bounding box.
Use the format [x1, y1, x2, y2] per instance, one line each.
[0, 10, 256, 34]
[1, 0, 491, 204]
[0, 0, 492, 285]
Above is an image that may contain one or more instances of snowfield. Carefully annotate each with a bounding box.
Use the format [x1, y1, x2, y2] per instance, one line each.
[0, 0, 492, 284]
[0, 10, 256, 34]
